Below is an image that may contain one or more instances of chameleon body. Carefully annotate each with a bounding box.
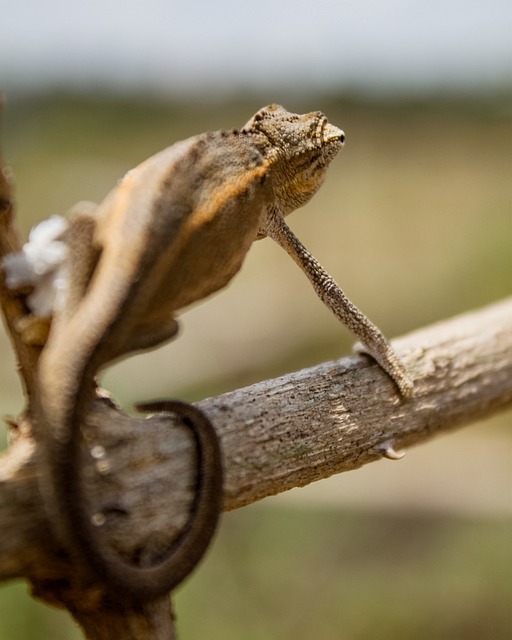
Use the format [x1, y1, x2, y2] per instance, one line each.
[35, 105, 412, 602]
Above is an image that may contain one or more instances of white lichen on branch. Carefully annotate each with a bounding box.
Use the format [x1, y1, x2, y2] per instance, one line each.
[2, 215, 68, 317]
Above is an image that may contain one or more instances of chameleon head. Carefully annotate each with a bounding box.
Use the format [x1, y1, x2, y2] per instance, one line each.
[243, 104, 345, 214]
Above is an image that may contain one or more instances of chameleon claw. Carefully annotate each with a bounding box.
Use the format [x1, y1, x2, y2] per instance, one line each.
[379, 440, 406, 460]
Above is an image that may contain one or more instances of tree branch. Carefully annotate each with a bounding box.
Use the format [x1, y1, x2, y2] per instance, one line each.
[203, 296, 512, 508]
[1, 297, 511, 590]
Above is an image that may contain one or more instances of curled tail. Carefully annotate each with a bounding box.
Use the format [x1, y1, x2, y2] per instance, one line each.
[37, 365, 223, 600]
[36, 247, 222, 599]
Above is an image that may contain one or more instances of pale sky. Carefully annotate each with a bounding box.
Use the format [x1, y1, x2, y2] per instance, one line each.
[3, 0, 512, 95]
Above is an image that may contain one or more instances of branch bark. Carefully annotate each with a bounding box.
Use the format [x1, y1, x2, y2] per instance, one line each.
[1, 298, 511, 586]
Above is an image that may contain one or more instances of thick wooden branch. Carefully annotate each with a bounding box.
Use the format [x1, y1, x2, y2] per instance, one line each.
[1, 297, 511, 592]
[210, 296, 512, 509]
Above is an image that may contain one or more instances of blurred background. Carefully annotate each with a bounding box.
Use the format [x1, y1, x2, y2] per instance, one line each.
[1, 1, 511, 638]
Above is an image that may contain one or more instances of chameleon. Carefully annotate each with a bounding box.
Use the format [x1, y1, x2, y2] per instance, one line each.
[33, 104, 413, 602]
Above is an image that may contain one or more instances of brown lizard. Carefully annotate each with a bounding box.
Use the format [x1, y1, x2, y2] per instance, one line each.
[34, 104, 413, 602]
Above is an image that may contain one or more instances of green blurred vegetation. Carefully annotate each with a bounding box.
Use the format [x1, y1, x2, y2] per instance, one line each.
[0, 91, 511, 639]
[175, 505, 512, 640]
[1, 506, 510, 640]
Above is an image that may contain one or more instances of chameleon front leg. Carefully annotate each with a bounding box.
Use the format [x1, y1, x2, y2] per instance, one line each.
[263, 209, 413, 397]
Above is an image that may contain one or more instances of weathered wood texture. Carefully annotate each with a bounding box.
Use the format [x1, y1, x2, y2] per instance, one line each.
[1, 297, 511, 589]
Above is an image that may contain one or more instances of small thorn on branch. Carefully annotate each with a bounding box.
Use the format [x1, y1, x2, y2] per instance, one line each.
[379, 441, 406, 460]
